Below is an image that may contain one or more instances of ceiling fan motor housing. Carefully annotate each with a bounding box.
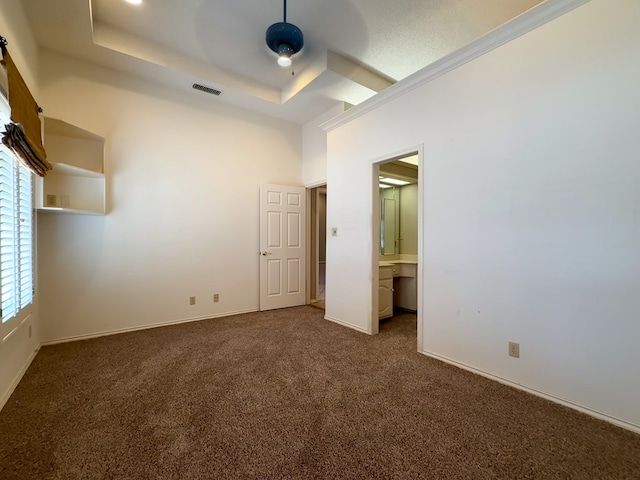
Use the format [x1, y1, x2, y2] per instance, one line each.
[266, 22, 304, 57]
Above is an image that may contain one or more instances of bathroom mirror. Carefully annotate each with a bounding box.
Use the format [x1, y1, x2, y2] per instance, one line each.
[381, 196, 396, 255]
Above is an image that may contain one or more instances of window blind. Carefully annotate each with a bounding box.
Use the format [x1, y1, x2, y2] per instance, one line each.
[0, 139, 32, 322]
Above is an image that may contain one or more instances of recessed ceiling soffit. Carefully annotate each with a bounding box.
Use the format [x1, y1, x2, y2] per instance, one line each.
[88, 2, 395, 108]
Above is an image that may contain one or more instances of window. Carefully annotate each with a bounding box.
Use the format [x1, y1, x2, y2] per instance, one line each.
[0, 94, 33, 325]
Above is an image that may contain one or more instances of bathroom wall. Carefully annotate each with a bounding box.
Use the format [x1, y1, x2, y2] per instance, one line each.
[399, 184, 418, 255]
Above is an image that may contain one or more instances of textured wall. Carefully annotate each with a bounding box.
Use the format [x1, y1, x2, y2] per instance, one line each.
[326, 0, 640, 430]
[37, 51, 302, 342]
[0, 0, 41, 409]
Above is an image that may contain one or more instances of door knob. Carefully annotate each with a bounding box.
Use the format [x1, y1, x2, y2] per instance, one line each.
[260, 251, 272, 256]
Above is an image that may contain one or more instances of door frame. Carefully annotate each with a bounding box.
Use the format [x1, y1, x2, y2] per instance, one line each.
[259, 183, 306, 311]
[305, 183, 327, 305]
[372, 145, 424, 352]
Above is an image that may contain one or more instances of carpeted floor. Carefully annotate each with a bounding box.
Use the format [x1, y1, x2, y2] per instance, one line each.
[1, 307, 639, 479]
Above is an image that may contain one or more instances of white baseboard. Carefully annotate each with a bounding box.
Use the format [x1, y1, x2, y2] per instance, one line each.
[41, 308, 259, 346]
[421, 350, 640, 435]
[0, 345, 40, 412]
[324, 315, 370, 335]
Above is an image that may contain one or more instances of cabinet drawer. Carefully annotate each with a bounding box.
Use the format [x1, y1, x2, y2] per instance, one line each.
[398, 263, 417, 278]
[379, 266, 393, 280]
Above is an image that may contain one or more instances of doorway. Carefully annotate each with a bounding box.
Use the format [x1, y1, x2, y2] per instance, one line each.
[259, 184, 307, 311]
[308, 185, 327, 310]
[372, 149, 422, 350]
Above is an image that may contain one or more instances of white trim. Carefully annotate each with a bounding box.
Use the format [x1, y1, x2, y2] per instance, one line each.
[371, 162, 381, 336]
[322, 0, 591, 132]
[324, 315, 370, 335]
[0, 345, 40, 412]
[1, 311, 32, 345]
[415, 146, 424, 353]
[304, 179, 328, 189]
[41, 308, 259, 346]
[421, 350, 640, 435]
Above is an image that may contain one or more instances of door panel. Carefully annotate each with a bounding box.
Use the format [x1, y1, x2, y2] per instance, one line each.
[287, 213, 301, 247]
[267, 259, 282, 296]
[287, 258, 301, 293]
[260, 184, 306, 310]
[267, 212, 282, 247]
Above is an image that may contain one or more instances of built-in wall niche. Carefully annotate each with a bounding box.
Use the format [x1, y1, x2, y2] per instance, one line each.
[35, 117, 106, 215]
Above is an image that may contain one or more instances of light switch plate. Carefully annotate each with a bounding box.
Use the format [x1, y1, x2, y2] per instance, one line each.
[331, 227, 338, 236]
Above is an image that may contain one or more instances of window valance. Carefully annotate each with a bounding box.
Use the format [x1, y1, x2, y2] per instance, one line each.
[0, 36, 51, 177]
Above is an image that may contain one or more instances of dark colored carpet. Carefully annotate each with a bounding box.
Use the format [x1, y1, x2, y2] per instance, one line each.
[1, 307, 639, 479]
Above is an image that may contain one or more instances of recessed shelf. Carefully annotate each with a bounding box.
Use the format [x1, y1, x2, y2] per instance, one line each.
[36, 118, 106, 215]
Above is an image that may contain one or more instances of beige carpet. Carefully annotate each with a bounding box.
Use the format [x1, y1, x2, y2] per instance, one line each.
[0, 307, 639, 479]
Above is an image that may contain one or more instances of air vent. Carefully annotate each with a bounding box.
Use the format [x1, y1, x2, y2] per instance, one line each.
[192, 83, 222, 96]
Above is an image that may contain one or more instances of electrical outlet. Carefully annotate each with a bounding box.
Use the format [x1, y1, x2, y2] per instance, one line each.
[508, 341, 520, 358]
[213, 294, 220, 303]
[189, 296, 196, 306]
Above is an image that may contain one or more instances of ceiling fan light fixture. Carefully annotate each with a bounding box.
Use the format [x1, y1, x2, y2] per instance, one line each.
[266, 1, 304, 67]
[277, 44, 293, 67]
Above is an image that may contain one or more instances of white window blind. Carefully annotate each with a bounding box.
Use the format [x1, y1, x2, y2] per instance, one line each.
[0, 132, 33, 323]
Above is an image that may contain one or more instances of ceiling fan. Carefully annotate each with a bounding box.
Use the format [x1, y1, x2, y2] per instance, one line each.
[265, 0, 304, 68]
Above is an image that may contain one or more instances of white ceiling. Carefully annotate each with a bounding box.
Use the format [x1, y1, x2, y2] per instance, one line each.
[21, 0, 543, 124]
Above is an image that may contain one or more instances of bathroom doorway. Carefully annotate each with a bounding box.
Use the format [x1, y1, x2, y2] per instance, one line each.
[373, 149, 422, 350]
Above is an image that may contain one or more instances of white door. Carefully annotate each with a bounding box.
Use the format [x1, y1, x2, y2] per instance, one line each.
[259, 184, 306, 311]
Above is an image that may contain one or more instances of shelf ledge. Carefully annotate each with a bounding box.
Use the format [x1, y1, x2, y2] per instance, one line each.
[37, 207, 105, 216]
[50, 162, 104, 178]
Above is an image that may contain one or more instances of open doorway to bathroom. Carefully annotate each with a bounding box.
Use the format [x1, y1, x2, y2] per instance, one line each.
[308, 185, 327, 310]
[373, 151, 421, 349]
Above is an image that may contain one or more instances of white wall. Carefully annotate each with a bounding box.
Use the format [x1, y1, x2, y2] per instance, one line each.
[326, 0, 640, 430]
[37, 51, 302, 342]
[0, 0, 41, 408]
[0, 0, 38, 92]
[302, 104, 344, 187]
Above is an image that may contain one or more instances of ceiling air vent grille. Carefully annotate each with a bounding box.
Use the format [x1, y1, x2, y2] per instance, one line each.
[192, 83, 222, 96]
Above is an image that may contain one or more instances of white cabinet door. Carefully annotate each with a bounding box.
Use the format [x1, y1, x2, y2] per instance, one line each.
[259, 184, 306, 311]
[379, 266, 394, 319]
[379, 278, 393, 319]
